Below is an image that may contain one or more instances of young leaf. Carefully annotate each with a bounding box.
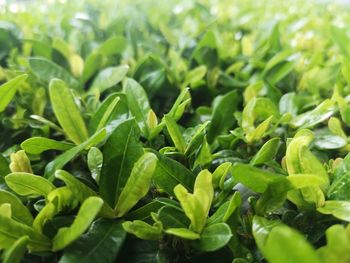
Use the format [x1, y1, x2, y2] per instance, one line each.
[317, 201, 350, 222]
[9, 150, 33, 173]
[21, 137, 73, 155]
[52, 196, 103, 251]
[122, 220, 162, 240]
[5, 172, 55, 198]
[2, 235, 29, 263]
[115, 153, 158, 217]
[0, 74, 28, 113]
[174, 170, 213, 233]
[165, 228, 200, 240]
[164, 115, 186, 153]
[0, 190, 33, 225]
[49, 79, 88, 144]
[250, 138, 280, 165]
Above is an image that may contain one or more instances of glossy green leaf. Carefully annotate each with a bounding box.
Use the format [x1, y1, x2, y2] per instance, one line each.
[60, 219, 126, 263]
[87, 147, 103, 182]
[192, 223, 232, 252]
[100, 119, 143, 207]
[49, 79, 88, 144]
[29, 57, 78, 87]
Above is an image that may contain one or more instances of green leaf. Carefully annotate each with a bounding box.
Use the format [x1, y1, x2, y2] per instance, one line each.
[318, 224, 350, 263]
[91, 65, 129, 93]
[165, 228, 200, 240]
[59, 219, 126, 263]
[82, 52, 103, 83]
[231, 164, 285, 193]
[174, 170, 213, 233]
[2, 235, 29, 263]
[317, 201, 350, 222]
[44, 128, 106, 180]
[115, 153, 158, 217]
[290, 99, 336, 129]
[55, 170, 115, 218]
[21, 137, 73, 155]
[157, 206, 190, 229]
[164, 115, 186, 153]
[89, 93, 129, 134]
[0, 214, 51, 252]
[49, 79, 88, 144]
[9, 150, 33, 174]
[122, 220, 162, 240]
[207, 90, 239, 143]
[123, 78, 151, 138]
[5, 172, 55, 198]
[192, 223, 232, 252]
[29, 57, 78, 87]
[97, 35, 127, 56]
[263, 225, 321, 263]
[87, 147, 103, 182]
[0, 190, 33, 225]
[0, 74, 28, 113]
[250, 138, 280, 165]
[152, 152, 195, 196]
[212, 162, 232, 189]
[100, 119, 143, 207]
[52, 196, 104, 251]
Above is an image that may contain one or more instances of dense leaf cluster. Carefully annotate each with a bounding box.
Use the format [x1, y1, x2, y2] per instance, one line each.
[1, 0, 350, 262]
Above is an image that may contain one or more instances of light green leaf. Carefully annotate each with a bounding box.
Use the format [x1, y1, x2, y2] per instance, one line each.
[49, 79, 88, 144]
[0, 214, 51, 252]
[317, 201, 350, 222]
[0, 190, 33, 225]
[115, 153, 158, 217]
[164, 115, 186, 153]
[91, 65, 129, 93]
[21, 137, 73, 155]
[2, 235, 29, 263]
[250, 138, 280, 165]
[9, 150, 33, 173]
[165, 228, 200, 240]
[52, 196, 103, 251]
[174, 170, 213, 233]
[122, 220, 162, 240]
[0, 74, 27, 113]
[5, 172, 55, 198]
